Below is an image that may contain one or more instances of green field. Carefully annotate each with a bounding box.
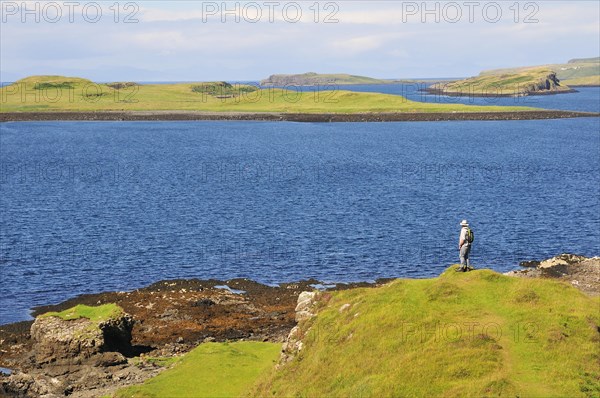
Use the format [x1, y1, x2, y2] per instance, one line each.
[479, 57, 600, 81]
[113, 342, 280, 398]
[249, 267, 600, 398]
[0, 75, 538, 113]
[563, 75, 600, 86]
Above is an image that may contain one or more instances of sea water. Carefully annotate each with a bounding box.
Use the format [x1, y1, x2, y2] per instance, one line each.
[0, 88, 598, 324]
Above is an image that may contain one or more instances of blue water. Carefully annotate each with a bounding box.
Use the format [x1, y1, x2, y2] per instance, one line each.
[288, 84, 600, 113]
[0, 88, 599, 325]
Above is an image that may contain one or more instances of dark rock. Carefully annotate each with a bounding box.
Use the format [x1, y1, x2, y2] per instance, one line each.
[519, 260, 540, 268]
[192, 298, 215, 307]
[92, 352, 128, 367]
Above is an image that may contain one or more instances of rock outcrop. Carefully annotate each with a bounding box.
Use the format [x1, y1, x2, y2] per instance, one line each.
[30, 312, 134, 364]
[527, 72, 561, 93]
[506, 254, 599, 296]
[1, 309, 135, 397]
[280, 291, 320, 365]
[294, 291, 319, 323]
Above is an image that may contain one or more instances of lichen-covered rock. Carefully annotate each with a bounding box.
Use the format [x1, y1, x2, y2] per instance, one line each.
[295, 291, 318, 323]
[280, 291, 320, 366]
[30, 312, 134, 364]
[538, 253, 587, 269]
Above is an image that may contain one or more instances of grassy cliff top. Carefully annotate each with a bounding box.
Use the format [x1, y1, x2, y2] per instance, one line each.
[1, 75, 536, 113]
[250, 267, 600, 397]
[40, 304, 124, 322]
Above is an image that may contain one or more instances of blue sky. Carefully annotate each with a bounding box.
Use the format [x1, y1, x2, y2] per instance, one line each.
[1, 1, 599, 81]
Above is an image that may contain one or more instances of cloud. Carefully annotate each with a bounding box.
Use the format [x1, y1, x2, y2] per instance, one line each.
[1, 0, 598, 81]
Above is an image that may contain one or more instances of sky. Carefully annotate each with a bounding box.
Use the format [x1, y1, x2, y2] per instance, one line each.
[1, 0, 599, 81]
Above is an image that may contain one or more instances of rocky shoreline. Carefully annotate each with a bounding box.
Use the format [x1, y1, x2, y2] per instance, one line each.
[1, 110, 598, 123]
[0, 255, 597, 397]
[0, 278, 389, 397]
[505, 253, 600, 296]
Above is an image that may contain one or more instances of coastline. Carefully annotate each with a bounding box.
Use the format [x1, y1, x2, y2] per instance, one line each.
[0, 254, 597, 397]
[423, 87, 579, 98]
[1, 110, 598, 122]
[569, 84, 600, 88]
[0, 277, 388, 397]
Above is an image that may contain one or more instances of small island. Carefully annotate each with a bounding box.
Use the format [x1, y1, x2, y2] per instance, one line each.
[1, 75, 597, 122]
[260, 72, 394, 86]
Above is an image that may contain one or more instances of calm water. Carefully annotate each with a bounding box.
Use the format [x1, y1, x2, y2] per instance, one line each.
[303, 84, 600, 113]
[0, 88, 599, 324]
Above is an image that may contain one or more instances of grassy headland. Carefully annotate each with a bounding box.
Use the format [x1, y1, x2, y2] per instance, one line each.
[249, 267, 599, 397]
[0, 75, 540, 114]
[429, 68, 574, 97]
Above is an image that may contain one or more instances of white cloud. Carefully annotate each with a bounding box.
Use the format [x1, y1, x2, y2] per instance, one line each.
[1, 0, 598, 81]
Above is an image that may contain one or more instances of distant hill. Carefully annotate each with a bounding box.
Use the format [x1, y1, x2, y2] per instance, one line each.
[260, 72, 392, 86]
[428, 68, 574, 97]
[568, 57, 599, 64]
[561, 75, 600, 86]
[14, 75, 93, 89]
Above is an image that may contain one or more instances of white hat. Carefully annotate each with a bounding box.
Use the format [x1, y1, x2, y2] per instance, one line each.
[460, 220, 469, 227]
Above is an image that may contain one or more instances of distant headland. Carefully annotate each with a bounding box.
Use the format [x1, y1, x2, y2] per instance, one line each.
[425, 57, 599, 97]
[259, 72, 394, 86]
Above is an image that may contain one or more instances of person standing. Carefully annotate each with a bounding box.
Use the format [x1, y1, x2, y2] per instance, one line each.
[458, 220, 473, 272]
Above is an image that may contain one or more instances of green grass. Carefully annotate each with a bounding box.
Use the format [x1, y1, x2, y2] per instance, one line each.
[114, 342, 280, 398]
[480, 59, 600, 81]
[0, 75, 538, 113]
[432, 68, 572, 96]
[249, 267, 600, 398]
[562, 75, 600, 86]
[129, 355, 183, 368]
[40, 304, 124, 322]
